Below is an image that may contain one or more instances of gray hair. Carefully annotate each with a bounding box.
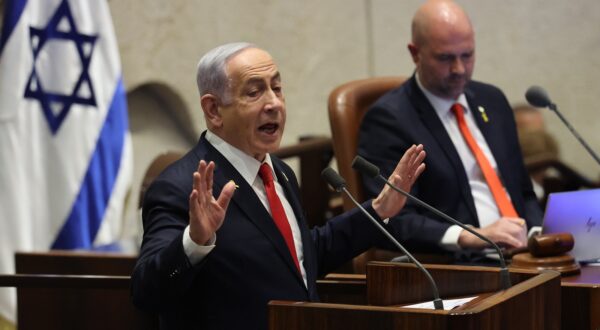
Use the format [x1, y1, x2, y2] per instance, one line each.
[196, 42, 256, 105]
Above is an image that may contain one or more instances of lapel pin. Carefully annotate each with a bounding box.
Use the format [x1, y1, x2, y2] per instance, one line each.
[478, 106, 489, 123]
[229, 180, 239, 189]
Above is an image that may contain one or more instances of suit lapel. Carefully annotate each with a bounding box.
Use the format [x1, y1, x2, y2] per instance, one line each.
[202, 140, 306, 287]
[466, 87, 497, 153]
[407, 78, 479, 221]
[272, 159, 316, 290]
[272, 161, 304, 228]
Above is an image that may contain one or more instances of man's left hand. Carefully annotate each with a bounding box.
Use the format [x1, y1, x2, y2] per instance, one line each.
[372, 144, 426, 219]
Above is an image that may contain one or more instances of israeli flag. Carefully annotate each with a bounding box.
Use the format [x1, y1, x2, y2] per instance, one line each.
[0, 0, 132, 322]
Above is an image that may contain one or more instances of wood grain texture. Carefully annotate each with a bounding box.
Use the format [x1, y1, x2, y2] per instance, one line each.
[270, 262, 561, 330]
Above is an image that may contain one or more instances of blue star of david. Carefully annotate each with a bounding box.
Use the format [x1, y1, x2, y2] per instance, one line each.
[23, 0, 98, 134]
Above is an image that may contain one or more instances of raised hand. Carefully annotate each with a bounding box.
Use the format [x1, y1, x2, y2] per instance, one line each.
[188, 160, 236, 245]
[372, 144, 426, 219]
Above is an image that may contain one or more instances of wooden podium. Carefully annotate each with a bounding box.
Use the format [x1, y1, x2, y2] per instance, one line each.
[269, 262, 561, 329]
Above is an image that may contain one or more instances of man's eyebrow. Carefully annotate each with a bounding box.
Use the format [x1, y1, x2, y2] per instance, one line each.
[244, 72, 281, 86]
[245, 77, 266, 86]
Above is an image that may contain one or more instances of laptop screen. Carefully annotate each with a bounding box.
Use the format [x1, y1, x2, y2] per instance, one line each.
[542, 188, 600, 262]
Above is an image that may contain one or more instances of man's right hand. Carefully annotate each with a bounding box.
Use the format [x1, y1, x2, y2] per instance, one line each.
[188, 160, 236, 245]
[458, 217, 527, 249]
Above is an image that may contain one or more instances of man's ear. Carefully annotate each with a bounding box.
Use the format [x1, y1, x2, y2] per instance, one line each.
[407, 43, 419, 64]
[201, 94, 223, 128]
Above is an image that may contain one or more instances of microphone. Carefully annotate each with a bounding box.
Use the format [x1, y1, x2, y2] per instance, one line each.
[352, 156, 512, 290]
[321, 167, 444, 310]
[525, 85, 554, 109]
[525, 85, 600, 166]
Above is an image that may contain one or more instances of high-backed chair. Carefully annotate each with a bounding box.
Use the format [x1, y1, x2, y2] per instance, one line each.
[138, 151, 184, 208]
[513, 105, 600, 206]
[328, 76, 406, 211]
[328, 76, 406, 273]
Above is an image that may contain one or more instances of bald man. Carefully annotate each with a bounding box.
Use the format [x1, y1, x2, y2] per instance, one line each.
[358, 1, 542, 262]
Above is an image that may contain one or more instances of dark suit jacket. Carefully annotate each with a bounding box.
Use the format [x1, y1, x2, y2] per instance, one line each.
[358, 76, 543, 254]
[132, 133, 388, 329]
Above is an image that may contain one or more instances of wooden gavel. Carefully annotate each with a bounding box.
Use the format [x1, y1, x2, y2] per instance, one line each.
[528, 232, 574, 257]
[510, 232, 579, 276]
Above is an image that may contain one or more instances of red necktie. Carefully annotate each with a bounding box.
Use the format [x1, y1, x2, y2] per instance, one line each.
[258, 163, 301, 274]
[451, 103, 518, 217]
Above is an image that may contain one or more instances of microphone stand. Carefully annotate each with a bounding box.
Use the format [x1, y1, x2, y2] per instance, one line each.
[547, 102, 600, 166]
[376, 175, 512, 290]
[321, 167, 444, 309]
[341, 186, 445, 310]
[352, 154, 512, 290]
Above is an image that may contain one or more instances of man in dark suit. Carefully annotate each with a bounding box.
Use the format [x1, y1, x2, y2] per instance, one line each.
[131, 42, 426, 329]
[358, 0, 542, 259]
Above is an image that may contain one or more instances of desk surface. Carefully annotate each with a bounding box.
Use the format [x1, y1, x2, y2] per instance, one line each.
[562, 265, 600, 286]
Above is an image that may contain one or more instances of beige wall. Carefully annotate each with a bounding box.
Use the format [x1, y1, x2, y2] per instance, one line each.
[108, 0, 600, 234]
[109, 0, 600, 177]
[2, 1, 598, 238]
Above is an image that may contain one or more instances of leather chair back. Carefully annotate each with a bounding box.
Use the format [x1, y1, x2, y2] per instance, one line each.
[327, 76, 406, 210]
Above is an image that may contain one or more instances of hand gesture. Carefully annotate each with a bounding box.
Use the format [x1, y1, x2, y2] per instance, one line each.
[188, 160, 236, 245]
[372, 144, 426, 219]
[458, 217, 528, 249]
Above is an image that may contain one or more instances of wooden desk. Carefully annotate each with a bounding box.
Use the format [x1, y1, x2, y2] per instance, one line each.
[273, 263, 561, 329]
[5, 252, 593, 329]
[319, 265, 600, 329]
[561, 265, 600, 329]
[0, 252, 157, 330]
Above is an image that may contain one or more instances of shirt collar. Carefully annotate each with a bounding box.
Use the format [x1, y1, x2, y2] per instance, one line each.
[415, 73, 470, 118]
[205, 130, 277, 186]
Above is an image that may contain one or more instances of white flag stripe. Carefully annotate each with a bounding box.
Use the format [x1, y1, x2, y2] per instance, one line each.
[96, 133, 133, 246]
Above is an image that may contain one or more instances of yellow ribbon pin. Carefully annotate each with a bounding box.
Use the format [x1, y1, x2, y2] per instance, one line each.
[478, 106, 489, 123]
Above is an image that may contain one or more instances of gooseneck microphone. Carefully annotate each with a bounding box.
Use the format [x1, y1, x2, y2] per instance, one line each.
[524, 86, 554, 109]
[525, 85, 600, 166]
[321, 167, 444, 310]
[352, 156, 512, 290]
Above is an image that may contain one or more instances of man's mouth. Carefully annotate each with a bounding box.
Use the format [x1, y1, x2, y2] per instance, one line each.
[448, 75, 466, 84]
[258, 123, 279, 135]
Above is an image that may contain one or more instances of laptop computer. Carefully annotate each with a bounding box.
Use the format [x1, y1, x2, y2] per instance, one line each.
[542, 188, 600, 262]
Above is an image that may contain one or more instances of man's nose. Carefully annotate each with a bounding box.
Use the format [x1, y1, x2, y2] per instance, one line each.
[264, 89, 283, 110]
[451, 58, 465, 75]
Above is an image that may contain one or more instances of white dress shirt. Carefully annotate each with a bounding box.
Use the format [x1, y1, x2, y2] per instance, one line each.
[182, 130, 307, 286]
[415, 75, 505, 250]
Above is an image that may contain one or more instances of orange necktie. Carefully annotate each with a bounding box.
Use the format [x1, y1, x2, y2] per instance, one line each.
[258, 163, 302, 274]
[451, 103, 518, 217]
